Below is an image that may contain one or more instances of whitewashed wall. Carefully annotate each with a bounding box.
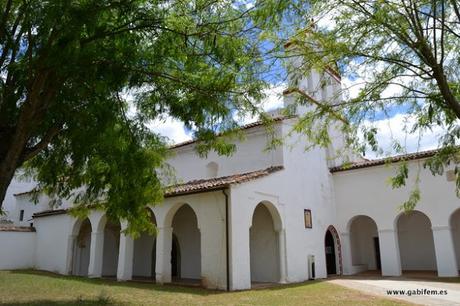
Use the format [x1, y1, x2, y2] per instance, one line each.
[13, 194, 51, 226]
[0, 231, 36, 269]
[1, 174, 37, 220]
[34, 214, 74, 274]
[334, 159, 460, 277]
[168, 125, 284, 182]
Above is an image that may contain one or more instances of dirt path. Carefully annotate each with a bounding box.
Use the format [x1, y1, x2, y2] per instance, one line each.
[329, 277, 460, 306]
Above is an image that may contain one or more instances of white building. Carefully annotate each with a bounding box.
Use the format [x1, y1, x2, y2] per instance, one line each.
[1, 66, 459, 291]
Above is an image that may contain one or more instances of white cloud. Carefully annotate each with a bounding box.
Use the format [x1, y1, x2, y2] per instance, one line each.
[147, 84, 286, 144]
[147, 117, 192, 144]
[234, 84, 286, 125]
[262, 85, 285, 111]
[361, 113, 444, 159]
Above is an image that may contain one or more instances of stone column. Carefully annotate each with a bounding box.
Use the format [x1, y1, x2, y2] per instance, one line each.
[88, 231, 104, 278]
[117, 223, 134, 281]
[155, 226, 172, 284]
[340, 232, 353, 275]
[378, 229, 402, 276]
[229, 222, 251, 290]
[278, 229, 287, 283]
[432, 225, 459, 277]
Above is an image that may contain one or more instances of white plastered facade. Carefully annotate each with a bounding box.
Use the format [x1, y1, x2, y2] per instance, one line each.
[1, 67, 459, 290]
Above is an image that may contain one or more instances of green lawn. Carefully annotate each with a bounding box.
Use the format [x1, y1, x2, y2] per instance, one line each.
[0, 270, 408, 305]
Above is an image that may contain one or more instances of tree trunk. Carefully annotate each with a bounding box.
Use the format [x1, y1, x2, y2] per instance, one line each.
[0, 102, 36, 210]
[0, 158, 17, 208]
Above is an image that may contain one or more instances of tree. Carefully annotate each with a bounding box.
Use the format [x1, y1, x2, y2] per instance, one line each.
[0, 0, 285, 232]
[280, 0, 460, 209]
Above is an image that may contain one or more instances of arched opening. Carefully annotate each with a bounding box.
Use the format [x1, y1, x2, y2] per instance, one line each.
[171, 204, 200, 282]
[325, 226, 341, 276]
[133, 210, 157, 281]
[349, 216, 381, 275]
[250, 203, 280, 284]
[72, 218, 92, 276]
[102, 218, 121, 277]
[450, 209, 460, 273]
[397, 210, 436, 273]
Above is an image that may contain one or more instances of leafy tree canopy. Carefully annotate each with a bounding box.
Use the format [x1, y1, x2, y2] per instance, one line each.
[0, 0, 288, 233]
[278, 0, 460, 210]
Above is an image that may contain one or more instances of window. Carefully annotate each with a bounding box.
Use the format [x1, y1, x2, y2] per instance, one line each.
[19, 210, 24, 222]
[304, 209, 312, 229]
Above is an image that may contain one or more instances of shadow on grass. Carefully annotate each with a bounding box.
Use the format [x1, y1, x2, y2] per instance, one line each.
[0, 300, 118, 306]
[8, 269, 217, 296]
[7, 269, 323, 295]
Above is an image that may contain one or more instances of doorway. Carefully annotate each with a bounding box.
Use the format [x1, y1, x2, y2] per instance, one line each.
[325, 230, 337, 275]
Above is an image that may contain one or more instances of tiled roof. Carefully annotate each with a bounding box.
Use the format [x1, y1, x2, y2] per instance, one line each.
[0, 225, 36, 232]
[33, 209, 68, 218]
[31, 167, 283, 218]
[330, 149, 439, 173]
[170, 116, 292, 149]
[164, 166, 284, 197]
[14, 188, 39, 197]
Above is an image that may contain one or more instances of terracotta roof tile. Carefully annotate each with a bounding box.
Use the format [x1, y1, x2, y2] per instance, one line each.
[0, 225, 36, 232]
[164, 166, 284, 197]
[31, 167, 283, 218]
[330, 149, 440, 173]
[33, 209, 68, 218]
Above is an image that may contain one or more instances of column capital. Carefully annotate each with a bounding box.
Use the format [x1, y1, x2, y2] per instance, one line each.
[157, 226, 172, 231]
[378, 228, 396, 234]
[431, 225, 451, 231]
[276, 228, 286, 234]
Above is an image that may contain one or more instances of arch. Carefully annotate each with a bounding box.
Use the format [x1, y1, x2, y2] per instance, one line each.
[249, 200, 283, 232]
[89, 212, 109, 234]
[250, 202, 281, 284]
[171, 204, 201, 280]
[325, 225, 342, 276]
[163, 202, 202, 230]
[71, 218, 92, 276]
[396, 210, 436, 272]
[450, 208, 460, 272]
[101, 217, 121, 277]
[348, 215, 381, 274]
[133, 208, 157, 280]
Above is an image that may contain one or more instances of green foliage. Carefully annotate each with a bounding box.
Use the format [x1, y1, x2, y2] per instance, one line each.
[274, 0, 460, 210]
[389, 162, 409, 189]
[0, 0, 287, 232]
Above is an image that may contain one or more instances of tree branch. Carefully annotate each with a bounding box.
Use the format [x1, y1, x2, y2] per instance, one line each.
[20, 125, 62, 162]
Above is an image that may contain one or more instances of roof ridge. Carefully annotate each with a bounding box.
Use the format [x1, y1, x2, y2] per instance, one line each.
[330, 148, 441, 173]
[164, 165, 284, 197]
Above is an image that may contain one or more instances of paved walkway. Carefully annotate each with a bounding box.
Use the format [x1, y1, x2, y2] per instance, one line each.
[329, 277, 460, 306]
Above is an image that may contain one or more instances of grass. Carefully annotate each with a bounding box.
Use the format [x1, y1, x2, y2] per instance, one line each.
[0, 270, 409, 305]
